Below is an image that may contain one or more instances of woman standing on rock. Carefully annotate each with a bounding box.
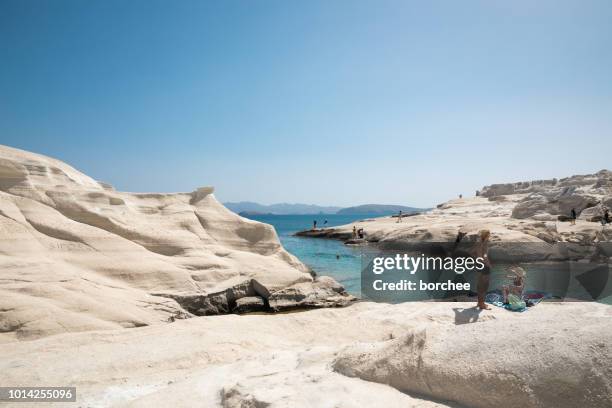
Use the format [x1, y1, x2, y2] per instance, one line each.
[474, 229, 492, 310]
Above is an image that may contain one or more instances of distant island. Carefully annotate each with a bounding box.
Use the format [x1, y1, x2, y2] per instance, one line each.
[337, 204, 425, 215]
[225, 201, 427, 216]
[237, 211, 275, 217]
[224, 201, 342, 215]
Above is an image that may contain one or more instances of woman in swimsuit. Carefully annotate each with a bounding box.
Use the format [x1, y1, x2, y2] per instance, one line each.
[474, 229, 492, 310]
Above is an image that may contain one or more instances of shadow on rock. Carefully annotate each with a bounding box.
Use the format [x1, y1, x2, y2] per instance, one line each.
[452, 307, 482, 325]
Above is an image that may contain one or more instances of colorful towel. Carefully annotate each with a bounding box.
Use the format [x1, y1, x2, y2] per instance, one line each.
[485, 290, 551, 312]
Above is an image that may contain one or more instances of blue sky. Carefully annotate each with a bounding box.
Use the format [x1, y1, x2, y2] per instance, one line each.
[1, 0, 611, 207]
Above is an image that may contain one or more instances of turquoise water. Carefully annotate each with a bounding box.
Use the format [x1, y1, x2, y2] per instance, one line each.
[244, 214, 612, 304]
[244, 214, 371, 295]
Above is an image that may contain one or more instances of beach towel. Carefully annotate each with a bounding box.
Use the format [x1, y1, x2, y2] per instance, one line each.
[485, 290, 550, 312]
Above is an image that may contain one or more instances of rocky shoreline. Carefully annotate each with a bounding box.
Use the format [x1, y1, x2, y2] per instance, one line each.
[2, 146, 611, 408]
[157, 276, 355, 318]
[296, 170, 612, 263]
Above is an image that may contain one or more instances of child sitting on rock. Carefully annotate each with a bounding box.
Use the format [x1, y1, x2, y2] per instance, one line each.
[503, 265, 526, 304]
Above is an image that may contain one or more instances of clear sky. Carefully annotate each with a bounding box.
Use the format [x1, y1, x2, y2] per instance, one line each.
[1, 0, 611, 208]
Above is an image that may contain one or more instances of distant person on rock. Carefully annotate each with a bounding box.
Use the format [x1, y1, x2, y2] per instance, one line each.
[459, 194, 463, 199]
[452, 230, 468, 253]
[352, 226, 357, 239]
[313, 220, 317, 230]
[571, 208, 577, 225]
[397, 210, 403, 223]
[474, 229, 492, 310]
[358, 228, 364, 239]
[603, 209, 610, 226]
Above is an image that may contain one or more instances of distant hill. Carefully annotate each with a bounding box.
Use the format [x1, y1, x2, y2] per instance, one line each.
[225, 201, 426, 216]
[238, 211, 274, 217]
[224, 201, 342, 215]
[336, 204, 426, 215]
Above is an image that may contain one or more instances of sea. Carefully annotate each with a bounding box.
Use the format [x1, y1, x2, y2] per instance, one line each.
[243, 214, 612, 304]
[242, 213, 374, 296]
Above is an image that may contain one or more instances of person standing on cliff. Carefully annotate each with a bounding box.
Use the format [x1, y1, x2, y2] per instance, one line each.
[397, 210, 403, 223]
[313, 220, 317, 230]
[571, 208, 577, 225]
[474, 229, 492, 310]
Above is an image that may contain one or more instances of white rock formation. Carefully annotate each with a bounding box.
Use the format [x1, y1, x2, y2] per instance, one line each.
[1, 301, 610, 407]
[297, 170, 612, 257]
[2, 146, 611, 407]
[0, 144, 351, 342]
[333, 303, 612, 408]
[479, 170, 612, 220]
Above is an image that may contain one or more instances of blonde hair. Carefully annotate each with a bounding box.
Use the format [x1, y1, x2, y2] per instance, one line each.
[479, 229, 490, 241]
[508, 265, 526, 277]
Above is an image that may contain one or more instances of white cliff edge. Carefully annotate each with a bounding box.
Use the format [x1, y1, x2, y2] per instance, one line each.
[0, 144, 353, 341]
